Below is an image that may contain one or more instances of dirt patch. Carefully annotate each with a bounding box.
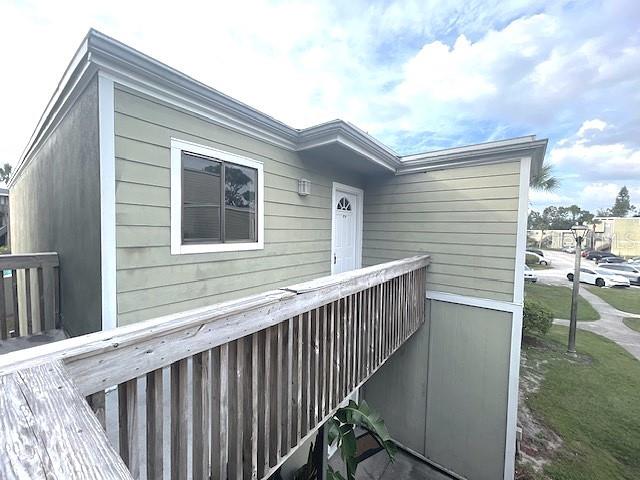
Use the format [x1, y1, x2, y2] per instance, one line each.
[516, 345, 563, 479]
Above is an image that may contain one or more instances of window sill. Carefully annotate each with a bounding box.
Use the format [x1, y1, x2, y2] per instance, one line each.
[171, 241, 264, 255]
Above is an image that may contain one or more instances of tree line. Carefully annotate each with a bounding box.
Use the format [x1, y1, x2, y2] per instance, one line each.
[529, 186, 637, 230]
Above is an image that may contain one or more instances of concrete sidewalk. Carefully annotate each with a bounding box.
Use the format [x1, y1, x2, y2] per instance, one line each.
[554, 287, 640, 361]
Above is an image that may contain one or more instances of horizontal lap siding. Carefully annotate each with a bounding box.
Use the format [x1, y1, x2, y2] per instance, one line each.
[114, 87, 363, 326]
[363, 161, 522, 302]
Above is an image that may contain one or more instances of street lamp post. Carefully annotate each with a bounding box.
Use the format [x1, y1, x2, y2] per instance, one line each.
[568, 224, 588, 355]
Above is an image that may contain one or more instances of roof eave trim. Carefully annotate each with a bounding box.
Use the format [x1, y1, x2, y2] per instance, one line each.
[396, 139, 548, 176]
[297, 122, 400, 171]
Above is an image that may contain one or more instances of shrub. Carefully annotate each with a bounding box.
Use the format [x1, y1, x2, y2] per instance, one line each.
[523, 299, 553, 337]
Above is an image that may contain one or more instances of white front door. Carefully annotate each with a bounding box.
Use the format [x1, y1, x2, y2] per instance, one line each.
[332, 183, 362, 274]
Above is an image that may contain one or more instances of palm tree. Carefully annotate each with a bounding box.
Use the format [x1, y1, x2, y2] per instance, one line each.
[530, 163, 559, 191]
[0, 163, 12, 185]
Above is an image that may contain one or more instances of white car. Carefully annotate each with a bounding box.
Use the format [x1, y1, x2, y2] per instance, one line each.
[597, 264, 640, 285]
[527, 252, 551, 266]
[566, 267, 630, 288]
[524, 265, 538, 283]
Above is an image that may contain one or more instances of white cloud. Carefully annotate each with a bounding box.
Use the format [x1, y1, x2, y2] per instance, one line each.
[577, 119, 607, 137]
[549, 123, 640, 180]
[0, 0, 639, 210]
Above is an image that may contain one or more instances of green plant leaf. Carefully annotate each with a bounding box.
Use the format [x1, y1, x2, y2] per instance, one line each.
[336, 400, 398, 460]
[327, 418, 340, 446]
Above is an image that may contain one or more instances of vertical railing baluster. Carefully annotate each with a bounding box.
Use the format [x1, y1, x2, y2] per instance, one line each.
[171, 359, 188, 480]
[212, 345, 229, 480]
[229, 339, 244, 479]
[10, 268, 19, 337]
[285, 318, 293, 451]
[24, 268, 32, 335]
[42, 265, 55, 331]
[275, 322, 283, 461]
[193, 351, 211, 480]
[295, 315, 303, 443]
[243, 333, 258, 479]
[304, 311, 311, 435]
[118, 378, 139, 478]
[313, 307, 320, 427]
[146, 369, 163, 480]
[261, 328, 271, 474]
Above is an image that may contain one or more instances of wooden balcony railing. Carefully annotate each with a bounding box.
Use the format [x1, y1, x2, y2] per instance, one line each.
[0, 253, 60, 339]
[0, 255, 429, 480]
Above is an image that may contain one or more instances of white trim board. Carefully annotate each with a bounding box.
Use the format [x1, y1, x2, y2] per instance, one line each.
[513, 156, 531, 306]
[426, 290, 521, 314]
[98, 73, 117, 331]
[503, 155, 531, 480]
[170, 138, 265, 254]
[331, 182, 364, 275]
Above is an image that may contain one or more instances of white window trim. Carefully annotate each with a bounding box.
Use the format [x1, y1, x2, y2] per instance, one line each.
[170, 138, 264, 254]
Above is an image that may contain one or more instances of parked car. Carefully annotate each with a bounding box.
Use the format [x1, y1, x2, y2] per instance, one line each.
[585, 250, 616, 261]
[526, 248, 544, 257]
[567, 267, 630, 287]
[526, 252, 551, 266]
[598, 264, 640, 285]
[524, 265, 538, 283]
[562, 246, 576, 254]
[595, 255, 626, 265]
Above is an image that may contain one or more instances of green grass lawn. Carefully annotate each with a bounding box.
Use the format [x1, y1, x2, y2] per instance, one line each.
[523, 326, 640, 479]
[586, 286, 640, 314]
[525, 283, 600, 321]
[623, 317, 640, 333]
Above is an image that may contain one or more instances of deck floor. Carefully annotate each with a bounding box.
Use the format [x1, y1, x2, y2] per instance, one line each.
[0, 329, 67, 355]
[329, 449, 453, 480]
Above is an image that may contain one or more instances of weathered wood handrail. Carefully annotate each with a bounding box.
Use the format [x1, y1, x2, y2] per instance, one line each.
[0, 255, 430, 480]
[0, 252, 60, 339]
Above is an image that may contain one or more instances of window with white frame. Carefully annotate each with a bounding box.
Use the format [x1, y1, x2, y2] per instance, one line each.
[170, 139, 264, 254]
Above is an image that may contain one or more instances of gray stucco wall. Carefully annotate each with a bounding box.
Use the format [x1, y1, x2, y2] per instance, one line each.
[364, 299, 512, 480]
[113, 86, 367, 325]
[10, 78, 102, 336]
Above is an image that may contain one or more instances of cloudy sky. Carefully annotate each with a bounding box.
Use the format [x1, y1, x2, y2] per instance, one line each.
[1, 0, 638, 213]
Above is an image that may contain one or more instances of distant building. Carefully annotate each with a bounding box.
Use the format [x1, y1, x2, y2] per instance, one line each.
[591, 217, 640, 257]
[527, 229, 575, 249]
[0, 188, 9, 247]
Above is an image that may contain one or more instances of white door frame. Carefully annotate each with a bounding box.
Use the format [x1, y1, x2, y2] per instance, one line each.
[331, 182, 364, 275]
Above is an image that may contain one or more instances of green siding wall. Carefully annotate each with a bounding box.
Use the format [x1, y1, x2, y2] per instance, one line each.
[364, 300, 512, 480]
[363, 161, 522, 302]
[114, 86, 366, 325]
[10, 79, 102, 336]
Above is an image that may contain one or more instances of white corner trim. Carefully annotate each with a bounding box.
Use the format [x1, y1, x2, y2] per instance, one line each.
[98, 73, 117, 331]
[331, 182, 364, 275]
[503, 155, 531, 480]
[504, 303, 523, 480]
[513, 156, 531, 305]
[170, 138, 264, 255]
[425, 290, 521, 313]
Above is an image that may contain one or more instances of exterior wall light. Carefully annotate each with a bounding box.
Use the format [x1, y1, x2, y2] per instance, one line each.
[298, 178, 311, 196]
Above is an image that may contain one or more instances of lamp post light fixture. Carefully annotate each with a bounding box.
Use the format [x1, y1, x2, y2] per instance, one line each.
[567, 224, 589, 355]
